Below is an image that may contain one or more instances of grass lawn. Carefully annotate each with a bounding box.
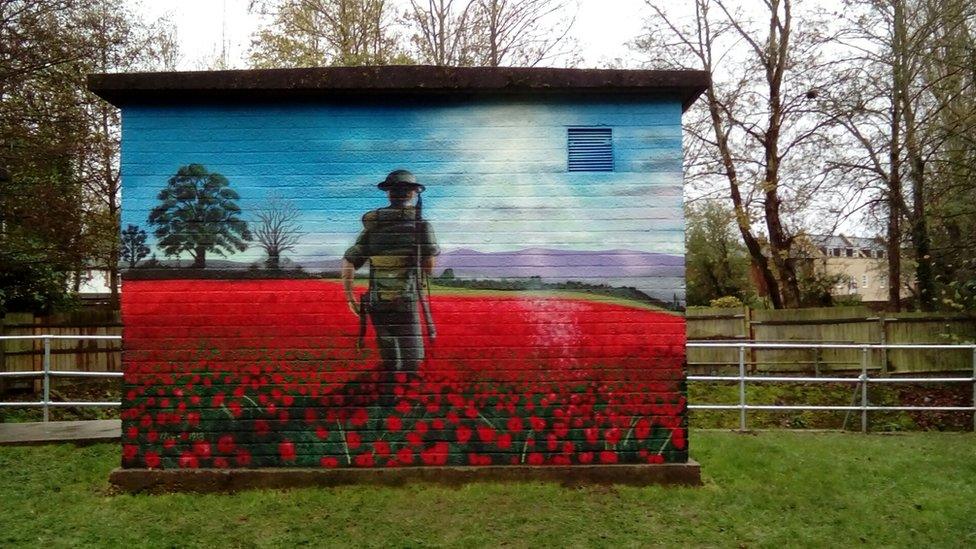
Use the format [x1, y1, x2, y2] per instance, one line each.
[1, 431, 974, 547]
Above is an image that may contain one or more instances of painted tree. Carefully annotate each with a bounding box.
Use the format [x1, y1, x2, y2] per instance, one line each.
[148, 164, 252, 269]
[253, 193, 305, 270]
[120, 224, 150, 268]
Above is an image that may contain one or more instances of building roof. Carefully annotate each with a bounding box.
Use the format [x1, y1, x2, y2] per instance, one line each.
[809, 234, 885, 252]
[87, 65, 710, 111]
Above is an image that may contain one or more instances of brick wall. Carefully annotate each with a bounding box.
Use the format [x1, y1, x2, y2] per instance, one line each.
[118, 97, 688, 469]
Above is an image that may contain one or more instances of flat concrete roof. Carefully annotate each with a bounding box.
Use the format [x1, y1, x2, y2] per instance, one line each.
[87, 65, 710, 111]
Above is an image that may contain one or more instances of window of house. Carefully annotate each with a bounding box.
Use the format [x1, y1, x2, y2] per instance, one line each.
[833, 248, 842, 257]
[876, 249, 885, 259]
[567, 127, 613, 171]
[846, 248, 854, 257]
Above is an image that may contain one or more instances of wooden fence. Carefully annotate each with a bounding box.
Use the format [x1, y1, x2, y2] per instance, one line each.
[2, 306, 973, 391]
[0, 310, 122, 392]
[687, 306, 976, 374]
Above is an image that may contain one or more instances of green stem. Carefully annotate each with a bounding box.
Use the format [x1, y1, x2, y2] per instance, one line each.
[336, 420, 352, 465]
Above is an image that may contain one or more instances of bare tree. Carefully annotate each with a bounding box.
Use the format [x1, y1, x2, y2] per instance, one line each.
[471, 0, 579, 67]
[248, 0, 410, 67]
[253, 193, 305, 270]
[636, 0, 846, 309]
[828, 0, 976, 311]
[405, 0, 481, 66]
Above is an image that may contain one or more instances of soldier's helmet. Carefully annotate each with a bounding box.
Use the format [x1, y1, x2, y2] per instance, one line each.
[377, 169, 425, 192]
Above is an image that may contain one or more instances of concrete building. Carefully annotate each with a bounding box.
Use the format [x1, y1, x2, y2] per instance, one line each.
[805, 234, 892, 303]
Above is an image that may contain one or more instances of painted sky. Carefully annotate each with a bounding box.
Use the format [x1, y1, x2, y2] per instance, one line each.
[120, 97, 685, 264]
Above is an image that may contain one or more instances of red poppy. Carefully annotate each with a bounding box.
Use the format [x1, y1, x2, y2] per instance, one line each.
[217, 435, 235, 454]
[635, 418, 651, 440]
[395, 400, 411, 414]
[354, 453, 374, 467]
[420, 442, 449, 466]
[455, 424, 472, 444]
[386, 415, 402, 432]
[476, 424, 496, 443]
[346, 431, 361, 450]
[122, 444, 138, 461]
[507, 417, 523, 433]
[144, 451, 161, 469]
[315, 426, 329, 439]
[350, 408, 369, 427]
[396, 447, 414, 465]
[373, 440, 391, 457]
[279, 440, 297, 462]
[178, 451, 199, 469]
[192, 440, 212, 459]
[235, 450, 252, 467]
[584, 426, 599, 445]
[320, 456, 339, 467]
[496, 433, 513, 450]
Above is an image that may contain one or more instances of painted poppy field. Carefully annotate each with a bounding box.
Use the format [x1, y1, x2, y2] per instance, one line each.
[120, 279, 687, 469]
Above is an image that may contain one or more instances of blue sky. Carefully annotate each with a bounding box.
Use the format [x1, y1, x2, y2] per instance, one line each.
[120, 98, 684, 263]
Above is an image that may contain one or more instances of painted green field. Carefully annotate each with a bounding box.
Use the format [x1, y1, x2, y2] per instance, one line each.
[1, 431, 974, 547]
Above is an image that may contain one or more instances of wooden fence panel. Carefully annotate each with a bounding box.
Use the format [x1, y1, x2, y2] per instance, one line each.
[1, 311, 122, 391]
[686, 306, 976, 374]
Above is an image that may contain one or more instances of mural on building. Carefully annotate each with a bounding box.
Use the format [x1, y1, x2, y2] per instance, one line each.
[119, 99, 687, 469]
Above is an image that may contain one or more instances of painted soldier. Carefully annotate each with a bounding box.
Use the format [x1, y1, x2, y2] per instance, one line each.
[342, 170, 439, 398]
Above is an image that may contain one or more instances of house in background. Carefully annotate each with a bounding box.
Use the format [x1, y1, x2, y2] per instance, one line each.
[805, 234, 893, 303]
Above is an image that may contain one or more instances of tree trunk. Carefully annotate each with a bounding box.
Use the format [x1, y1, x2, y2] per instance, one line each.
[887, 0, 903, 312]
[267, 252, 280, 270]
[894, 0, 936, 311]
[192, 246, 206, 268]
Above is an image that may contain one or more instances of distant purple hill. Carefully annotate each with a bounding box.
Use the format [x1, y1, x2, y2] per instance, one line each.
[298, 248, 683, 280]
[432, 248, 683, 280]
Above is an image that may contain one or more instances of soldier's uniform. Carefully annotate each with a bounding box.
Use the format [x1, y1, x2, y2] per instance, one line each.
[343, 171, 439, 382]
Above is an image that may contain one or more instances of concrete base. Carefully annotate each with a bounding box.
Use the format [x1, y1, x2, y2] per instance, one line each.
[110, 461, 702, 494]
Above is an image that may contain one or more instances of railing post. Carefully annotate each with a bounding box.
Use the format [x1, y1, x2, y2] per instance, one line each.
[861, 345, 869, 434]
[739, 345, 747, 432]
[42, 336, 51, 422]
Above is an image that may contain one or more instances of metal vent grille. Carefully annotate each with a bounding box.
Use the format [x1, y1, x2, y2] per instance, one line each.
[567, 127, 613, 172]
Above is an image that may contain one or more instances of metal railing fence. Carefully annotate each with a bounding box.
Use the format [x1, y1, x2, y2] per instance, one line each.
[0, 335, 123, 421]
[686, 342, 976, 432]
[2, 336, 975, 432]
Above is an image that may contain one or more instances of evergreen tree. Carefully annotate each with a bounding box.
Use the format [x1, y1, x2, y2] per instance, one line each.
[120, 224, 150, 268]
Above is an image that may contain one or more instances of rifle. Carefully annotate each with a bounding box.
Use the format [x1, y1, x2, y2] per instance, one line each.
[357, 257, 376, 351]
[415, 192, 436, 344]
[357, 291, 370, 351]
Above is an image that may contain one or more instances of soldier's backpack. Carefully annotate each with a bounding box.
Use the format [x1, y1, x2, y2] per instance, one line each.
[364, 206, 423, 302]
